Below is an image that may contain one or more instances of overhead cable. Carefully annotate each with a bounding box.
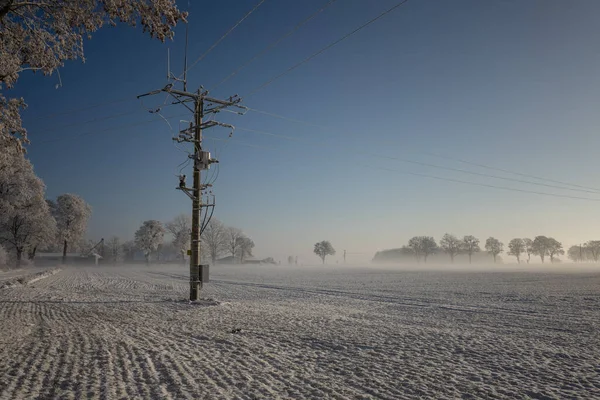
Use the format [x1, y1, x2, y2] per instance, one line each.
[211, 0, 337, 91]
[245, 0, 410, 97]
[184, 0, 268, 76]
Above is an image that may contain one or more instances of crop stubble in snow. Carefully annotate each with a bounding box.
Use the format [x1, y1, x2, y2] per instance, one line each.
[0, 265, 599, 399]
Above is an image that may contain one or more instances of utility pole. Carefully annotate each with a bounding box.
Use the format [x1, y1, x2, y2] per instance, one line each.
[190, 95, 203, 300]
[138, 84, 245, 300]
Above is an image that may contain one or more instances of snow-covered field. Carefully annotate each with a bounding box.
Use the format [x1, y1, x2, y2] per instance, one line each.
[1, 264, 599, 399]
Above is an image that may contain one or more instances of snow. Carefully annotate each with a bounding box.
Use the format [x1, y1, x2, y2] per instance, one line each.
[1, 264, 599, 399]
[0, 267, 60, 288]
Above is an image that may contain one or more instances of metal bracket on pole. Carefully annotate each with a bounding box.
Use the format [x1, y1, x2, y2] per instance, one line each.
[176, 176, 212, 200]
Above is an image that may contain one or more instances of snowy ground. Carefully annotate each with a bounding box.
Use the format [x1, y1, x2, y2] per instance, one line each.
[1, 264, 599, 399]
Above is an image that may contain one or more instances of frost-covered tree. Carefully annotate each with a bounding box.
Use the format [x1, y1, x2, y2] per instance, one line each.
[237, 236, 255, 263]
[439, 233, 462, 263]
[0, 146, 31, 214]
[121, 240, 137, 262]
[462, 235, 480, 264]
[0, 96, 27, 153]
[523, 238, 533, 264]
[547, 238, 564, 263]
[0, 151, 55, 267]
[584, 240, 600, 262]
[134, 220, 164, 264]
[532, 236, 550, 263]
[1, 199, 55, 267]
[225, 226, 244, 262]
[314, 241, 335, 264]
[408, 236, 437, 263]
[157, 242, 176, 262]
[0, 0, 186, 152]
[485, 237, 503, 263]
[78, 238, 99, 255]
[107, 236, 122, 264]
[54, 194, 91, 264]
[166, 214, 191, 263]
[407, 237, 421, 261]
[567, 245, 585, 263]
[201, 219, 227, 264]
[508, 238, 525, 263]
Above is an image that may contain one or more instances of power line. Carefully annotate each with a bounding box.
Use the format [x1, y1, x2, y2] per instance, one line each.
[41, 110, 138, 134]
[375, 155, 600, 195]
[234, 129, 600, 202]
[210, 0, 337, 92]
[183, 0, 268, 77]
[30, 96, 186, 136]
[36, 112, 188, 144]
[246, 107, 600, 194]
[22, 0, 264, 144]
[26, 91, 174, 124]
[246, 107, 324, 128]
[204, 134, 276, 150]
[369, 164, 600, 203]
[235, 127, 600, 202]
[28, 96, 134, 121]
[420, 152, 600, 193]
[245, 0, 410, 97]
[237, 127, 300, 141]
[236, 126, 600, 195]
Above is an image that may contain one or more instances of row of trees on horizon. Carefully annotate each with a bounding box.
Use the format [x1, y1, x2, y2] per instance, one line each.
[374, 234, 600, 264]
[0, 142, 595, 268]
[122, 217, 255, 265]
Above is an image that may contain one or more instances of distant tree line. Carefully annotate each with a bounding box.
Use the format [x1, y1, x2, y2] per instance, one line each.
[0, 161, 255, 269]
[101, 216, 255, 266]
[566, 241, 600, 263]
[373, 234, 576, 264]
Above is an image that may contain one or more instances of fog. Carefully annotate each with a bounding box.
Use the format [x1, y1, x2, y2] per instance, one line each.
[3, 0, 600, 398]
[240, 260, 600, 274]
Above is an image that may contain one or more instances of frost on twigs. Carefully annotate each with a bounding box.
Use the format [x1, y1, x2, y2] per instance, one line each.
[0, 149, 56, 267]
[54, 194, 92, 258]
[0, 0, 187, 88]
[0, 0, 187, 151]
[0, 96, 28, 153]
[134, 220, 165, 264]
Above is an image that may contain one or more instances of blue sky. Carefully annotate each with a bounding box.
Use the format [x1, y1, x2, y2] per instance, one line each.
[11, 0, 600, 263]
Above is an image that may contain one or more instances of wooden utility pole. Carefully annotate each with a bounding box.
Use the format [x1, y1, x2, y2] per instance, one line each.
[189, 95, 203, 300]
[138, 85, 244, 300]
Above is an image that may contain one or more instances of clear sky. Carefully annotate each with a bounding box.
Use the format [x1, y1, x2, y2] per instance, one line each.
[11, 0, 600, 263]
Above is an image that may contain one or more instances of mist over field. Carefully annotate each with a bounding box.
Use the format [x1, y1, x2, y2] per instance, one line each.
[3, 0, 600, 399]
